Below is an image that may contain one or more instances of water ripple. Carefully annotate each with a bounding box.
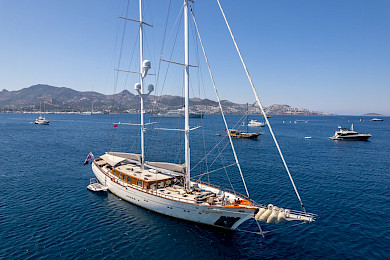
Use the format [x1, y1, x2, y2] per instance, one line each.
[0, 114, 389, 259]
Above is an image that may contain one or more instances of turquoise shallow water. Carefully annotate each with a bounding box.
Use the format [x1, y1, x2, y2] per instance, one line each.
[0, 113, 389, 259]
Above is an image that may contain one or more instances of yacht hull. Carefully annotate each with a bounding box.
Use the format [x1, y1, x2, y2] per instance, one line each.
[330, 135, 371, 141]
[92, 163, 255, 230]
[34, 121, 49, 125]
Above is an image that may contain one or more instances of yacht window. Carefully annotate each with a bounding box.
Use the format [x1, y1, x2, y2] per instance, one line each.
[166, 180, 172, 185]
[158, 181, 165, 188]
[123, 174, 126, 180]
[127, 176, 131, 183]
[137, 180, 141, 186]
[119, 173, 122, 179]
[150, 183, 156, 189]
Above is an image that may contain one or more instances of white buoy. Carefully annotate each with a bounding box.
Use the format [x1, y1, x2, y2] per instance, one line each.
[266, 206, 279, 224]
[275, 208, 287, 224]
[259, 204, 273, 221]
[284, 209, 291, 218]
[255, 207, 266, 220]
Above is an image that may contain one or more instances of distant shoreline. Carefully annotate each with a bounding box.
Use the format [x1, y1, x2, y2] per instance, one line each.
[1, 112, 388, 117]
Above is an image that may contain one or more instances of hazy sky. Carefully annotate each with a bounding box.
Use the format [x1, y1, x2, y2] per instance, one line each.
[1, 0, 389, 115]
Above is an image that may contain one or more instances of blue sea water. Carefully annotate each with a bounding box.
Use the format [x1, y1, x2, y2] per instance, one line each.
[0, 113, 389, 259]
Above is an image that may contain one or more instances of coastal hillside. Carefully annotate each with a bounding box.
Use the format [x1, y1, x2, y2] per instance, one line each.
[0, 84, 332, 115]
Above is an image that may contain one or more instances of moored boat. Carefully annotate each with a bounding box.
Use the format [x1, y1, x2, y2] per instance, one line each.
[34, 115, 49, 125]
[248, 119, 265, 127]
[33, 102, 49, 125]
[87, 178, 108, 192]
[229, 129, 263, 139]
[330, 124, 371, 141]
[152, 109, 203, 118]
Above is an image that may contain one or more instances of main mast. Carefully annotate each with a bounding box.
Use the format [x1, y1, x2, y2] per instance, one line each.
[184, 0, 190, 189]
[139, 0, 145, 167]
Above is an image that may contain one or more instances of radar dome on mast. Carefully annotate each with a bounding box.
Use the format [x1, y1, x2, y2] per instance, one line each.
[134, 83, 141, 92]
[147, 84, 154, 93]
[142, 60, 151, 69]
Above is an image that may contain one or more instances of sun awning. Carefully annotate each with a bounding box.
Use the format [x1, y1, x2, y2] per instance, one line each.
[146, 161, 186, 174]
[107, 152, 142, 163]
[100, 153, 127, 166]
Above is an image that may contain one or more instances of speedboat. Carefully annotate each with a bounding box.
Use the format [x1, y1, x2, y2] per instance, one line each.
[370, 118, 383, 121]
[330, 124, 371, 141]
[248, 119, 265, 127]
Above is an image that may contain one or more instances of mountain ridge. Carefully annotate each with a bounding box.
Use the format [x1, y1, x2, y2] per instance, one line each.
[0, 84, 332, 115]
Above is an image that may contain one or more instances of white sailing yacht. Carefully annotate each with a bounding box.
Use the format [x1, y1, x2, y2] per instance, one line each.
[90, 0, 314, 233]
[34, 102, 49, 125]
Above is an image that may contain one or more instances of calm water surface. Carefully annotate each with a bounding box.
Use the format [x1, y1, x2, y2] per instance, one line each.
[0, 113, 389, 259]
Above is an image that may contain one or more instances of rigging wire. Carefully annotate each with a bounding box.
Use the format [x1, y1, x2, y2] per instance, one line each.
[108, 0, 132, 152]
[155, 4, 184, 99]
[192, 163, 237, 180]
[216, 0, 307, 213]
[155, 0, 171, 96]
[190, 7, 250, 198]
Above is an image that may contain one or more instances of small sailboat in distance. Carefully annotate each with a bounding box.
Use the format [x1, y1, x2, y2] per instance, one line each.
[89, 0, 315, 235]
[33, 102, 49, 125]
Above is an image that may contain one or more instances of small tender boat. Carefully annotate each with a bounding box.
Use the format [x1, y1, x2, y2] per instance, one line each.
[330, 124, 371, 141]
[370, 118, 383, 121]
[304, 136, 312, 139]
[87, 178, 108, 192]
[248, 119, 265, 127]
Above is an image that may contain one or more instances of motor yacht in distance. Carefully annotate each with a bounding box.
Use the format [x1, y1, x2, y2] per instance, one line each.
[152, 109, 203, 118]
[370, 118, 383, 121]
[248, 119, 265, 127]
[229, 129, 263, 139]
[330, 124, 371, 141]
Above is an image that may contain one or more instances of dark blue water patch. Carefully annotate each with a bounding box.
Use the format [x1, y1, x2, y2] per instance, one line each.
[0, 113, 389, 259]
